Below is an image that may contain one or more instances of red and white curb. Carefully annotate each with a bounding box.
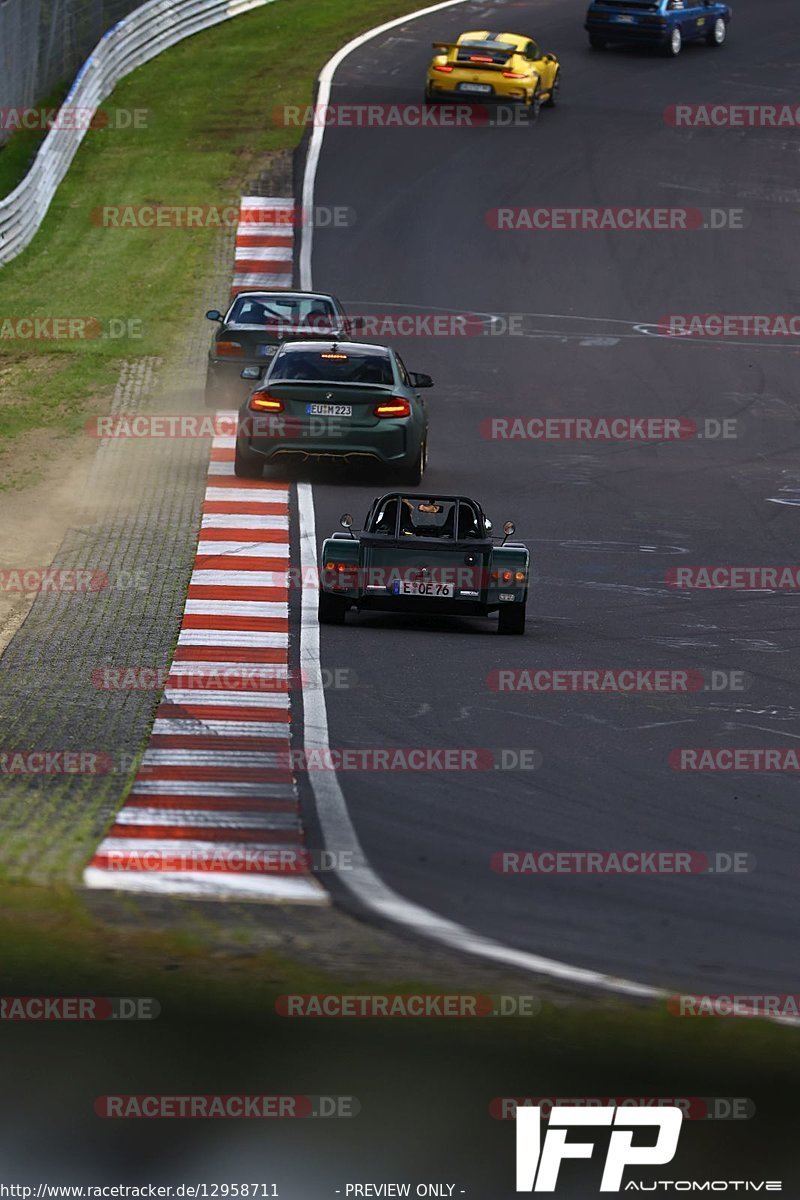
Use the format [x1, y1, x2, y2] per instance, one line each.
[232, 196, 294, 296]
[84, 421, 325, 903]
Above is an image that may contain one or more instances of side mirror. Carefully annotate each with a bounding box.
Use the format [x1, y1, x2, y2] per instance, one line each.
[206, 309, 223, 322]
[485, 519, 493, 533]
[410, 372, 434, 389]
[240, 366, 264, 380]
[502, 520, 516, 544]
[340, 513, 353, 529]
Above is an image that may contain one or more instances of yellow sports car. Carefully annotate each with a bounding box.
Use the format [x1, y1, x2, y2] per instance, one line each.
[425, 30, 560, 118]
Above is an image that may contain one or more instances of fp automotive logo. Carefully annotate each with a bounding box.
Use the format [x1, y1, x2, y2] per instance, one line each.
[516, 1105, 682, 1192]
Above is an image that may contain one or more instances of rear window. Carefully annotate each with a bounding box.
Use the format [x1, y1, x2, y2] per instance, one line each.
[228, 295, 337, 328]
[270, 349, 394, 385]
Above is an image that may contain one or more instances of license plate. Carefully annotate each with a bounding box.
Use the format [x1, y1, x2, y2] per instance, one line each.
[257, 344, 277, 357]
[393, 581, 455, 598]
[613, 13, 635, 22]
[306, 403, 352, 416]
[458, 82, 492, 94]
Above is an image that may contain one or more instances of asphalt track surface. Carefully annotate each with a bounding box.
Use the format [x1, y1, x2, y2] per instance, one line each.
[301, 0, 800, 996]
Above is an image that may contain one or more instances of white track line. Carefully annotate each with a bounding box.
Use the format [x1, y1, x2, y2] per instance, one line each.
[297, 0, 669, 999]
[116, 809, 301, 829]
[84, 869, 322, 901]
[129, 780, 296, 798]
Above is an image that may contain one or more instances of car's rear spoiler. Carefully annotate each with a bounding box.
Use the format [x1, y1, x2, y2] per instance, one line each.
[431, 40, 516, 56]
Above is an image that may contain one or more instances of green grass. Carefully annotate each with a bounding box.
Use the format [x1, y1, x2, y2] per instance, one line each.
[0, 0, 432, 475]
[0, 881, 798, 1079]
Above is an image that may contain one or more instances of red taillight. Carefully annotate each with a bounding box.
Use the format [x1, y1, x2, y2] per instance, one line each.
[433, 63, 454, 73]
[325, 561, 355, 587]
[373, 397, 411, 418]
[502, 69, 527, 78]
[469, 55, 493, 63]
[249, 391, 284, 412]
[216, 340, 243, 356]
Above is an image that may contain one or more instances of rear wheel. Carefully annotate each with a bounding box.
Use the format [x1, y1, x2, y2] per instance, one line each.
[544, 70, 560, 107]
[398, 436, 427, 486]
[707, 17, 726, 45]
[234, 441, 262, 479]
[665, 26, 682, 56]
[527, 84, 542, 123]
[498, 600, 527, 636]
[589, 36, 606, 50]
[318, 590, 348, 625]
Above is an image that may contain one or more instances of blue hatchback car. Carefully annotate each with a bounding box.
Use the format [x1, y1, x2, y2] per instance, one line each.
[585, 0, 731, 56]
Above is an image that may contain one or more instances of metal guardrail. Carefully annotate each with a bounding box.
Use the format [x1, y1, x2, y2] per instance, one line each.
[0, 0, 274, 267]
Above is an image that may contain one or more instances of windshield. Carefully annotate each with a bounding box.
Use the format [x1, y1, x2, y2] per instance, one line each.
[370, 498, 485, 539]
[270, 349, 394, 385]
[227, 295, 338, 329]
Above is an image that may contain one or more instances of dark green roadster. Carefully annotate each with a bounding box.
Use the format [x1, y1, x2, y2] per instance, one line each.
[318, 494, 529, 634]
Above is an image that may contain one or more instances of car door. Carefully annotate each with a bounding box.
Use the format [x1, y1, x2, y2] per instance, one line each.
[667, 0, 707, 41]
